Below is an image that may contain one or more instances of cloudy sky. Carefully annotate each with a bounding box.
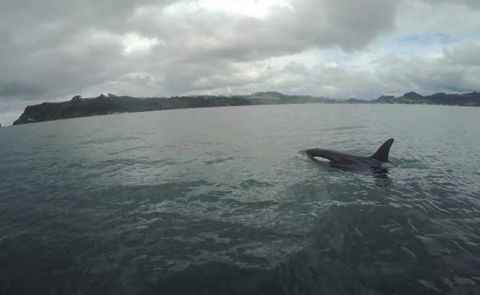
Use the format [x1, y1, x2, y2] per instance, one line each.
[1, 0, 480, 125]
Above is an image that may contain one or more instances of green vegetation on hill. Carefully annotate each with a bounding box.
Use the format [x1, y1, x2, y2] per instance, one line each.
[13, 93, 334, 125]
[373, 91, 480, 106]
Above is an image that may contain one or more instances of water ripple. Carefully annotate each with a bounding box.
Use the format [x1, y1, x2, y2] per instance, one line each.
[1, 104, 480, 294]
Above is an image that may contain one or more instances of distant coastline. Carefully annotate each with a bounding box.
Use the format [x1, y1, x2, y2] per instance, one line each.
[12, 91, 480, 125]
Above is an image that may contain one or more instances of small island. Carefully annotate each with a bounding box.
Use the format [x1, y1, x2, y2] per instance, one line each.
[12, 91, 480, 125]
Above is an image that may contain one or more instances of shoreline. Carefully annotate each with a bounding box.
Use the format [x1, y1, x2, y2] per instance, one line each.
[11, 91, 480, 126]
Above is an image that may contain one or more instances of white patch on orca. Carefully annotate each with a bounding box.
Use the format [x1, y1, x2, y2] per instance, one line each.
[312, 157, 330, 163]
[380, 162, 393, 169]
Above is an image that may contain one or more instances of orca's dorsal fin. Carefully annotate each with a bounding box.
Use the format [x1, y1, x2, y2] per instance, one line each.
[371, 138, 394, 162]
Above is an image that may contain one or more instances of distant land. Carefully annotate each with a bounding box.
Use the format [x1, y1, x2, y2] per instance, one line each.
[12, 91, 480, 125]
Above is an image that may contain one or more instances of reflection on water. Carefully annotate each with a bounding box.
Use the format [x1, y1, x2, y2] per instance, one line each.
[1, 104, 480, 294]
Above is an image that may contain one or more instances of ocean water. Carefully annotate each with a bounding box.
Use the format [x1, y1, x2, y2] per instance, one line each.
[1, 104, 480, 295]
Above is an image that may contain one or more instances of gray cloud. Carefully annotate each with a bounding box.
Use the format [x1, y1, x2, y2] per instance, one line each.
[444, 42, 480, 66]
[0, 82, 45, 97]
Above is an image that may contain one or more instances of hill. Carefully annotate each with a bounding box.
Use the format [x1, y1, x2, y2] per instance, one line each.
[13, 93, 334, 125]
[12, 91, 480, 125]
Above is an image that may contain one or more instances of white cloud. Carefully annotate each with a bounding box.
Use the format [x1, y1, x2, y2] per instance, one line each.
[198, 0, 292, 18]
[122, 33, 161, 55]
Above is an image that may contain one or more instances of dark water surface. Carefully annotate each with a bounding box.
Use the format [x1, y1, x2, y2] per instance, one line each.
[1, 104, 480, 294]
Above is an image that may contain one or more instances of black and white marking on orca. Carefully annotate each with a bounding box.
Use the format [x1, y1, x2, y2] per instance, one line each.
[305, 138, 394, 171]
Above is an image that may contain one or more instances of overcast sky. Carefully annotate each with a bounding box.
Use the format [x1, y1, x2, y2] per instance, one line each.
[1, 0, 480, 125]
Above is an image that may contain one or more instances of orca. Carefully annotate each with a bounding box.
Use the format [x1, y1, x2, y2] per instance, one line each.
[305, 138, 394, 171]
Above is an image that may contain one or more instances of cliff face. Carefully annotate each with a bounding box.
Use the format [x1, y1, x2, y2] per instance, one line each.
[12, 93, 331, 125]
[12, 95, 248, 125]
[13, 96, 132, 125]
